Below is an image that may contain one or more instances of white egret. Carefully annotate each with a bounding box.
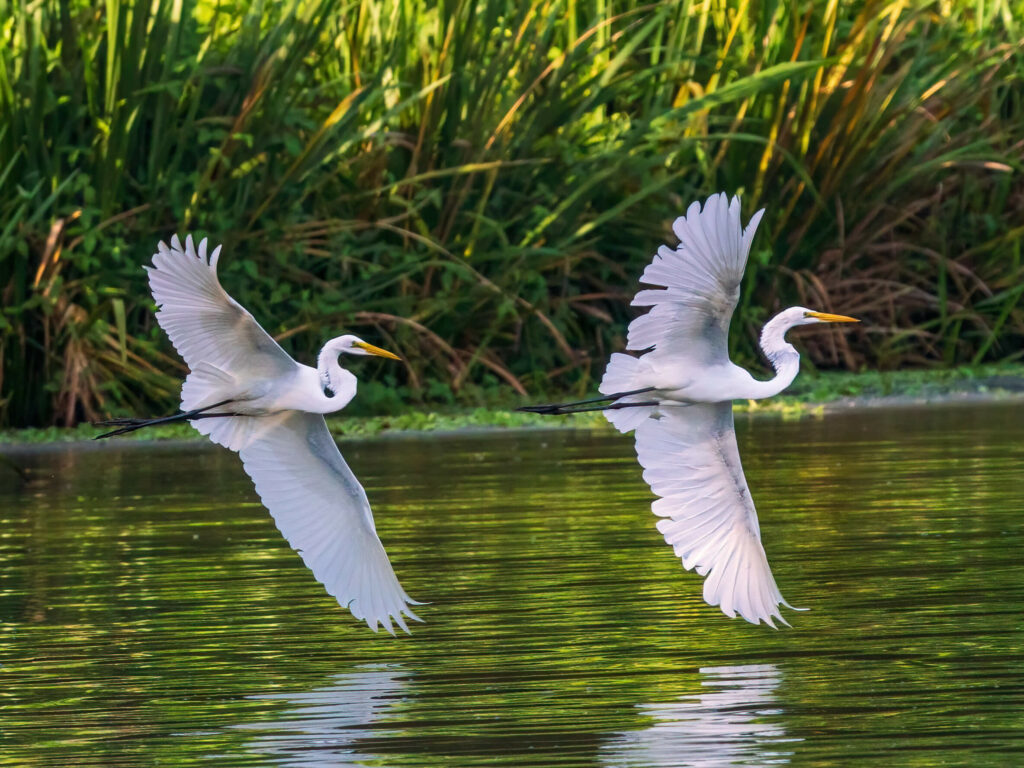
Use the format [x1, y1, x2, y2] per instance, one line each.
[521, 193, 858, 628]
[97, 235, 420, 634]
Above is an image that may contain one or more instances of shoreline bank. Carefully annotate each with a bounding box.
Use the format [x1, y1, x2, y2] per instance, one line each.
[2, 365, 1023, 449]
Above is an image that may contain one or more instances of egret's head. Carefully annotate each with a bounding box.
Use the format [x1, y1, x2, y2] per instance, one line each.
[329, 334, 402, 360]
[791, 307, 860, 326]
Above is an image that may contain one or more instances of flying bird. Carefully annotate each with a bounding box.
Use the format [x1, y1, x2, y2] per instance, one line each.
[97, 235, 420, 634]
[520, 193, 858, 627]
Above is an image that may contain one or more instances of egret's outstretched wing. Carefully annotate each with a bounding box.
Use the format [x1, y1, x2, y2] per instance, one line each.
[238, 410, 420, 634]
[628, 193, 764, 366]
[147, 234, 296, 379]
[635, 403, 794, 627]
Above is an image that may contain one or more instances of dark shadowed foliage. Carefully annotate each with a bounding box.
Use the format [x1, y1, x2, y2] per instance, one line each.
[1, 0, 1022, 427]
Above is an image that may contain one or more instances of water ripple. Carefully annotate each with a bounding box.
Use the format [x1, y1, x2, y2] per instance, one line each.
[2, 404, 1024, 765]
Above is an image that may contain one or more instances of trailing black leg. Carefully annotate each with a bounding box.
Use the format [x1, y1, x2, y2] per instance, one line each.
[94, 399, 237, 439]
[532, 400, 660, 415]
[516, 387, 655, 415]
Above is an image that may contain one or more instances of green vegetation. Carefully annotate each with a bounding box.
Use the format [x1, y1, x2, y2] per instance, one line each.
[3, 363, 1021, 445]
[0, 403, 604, 444]
[2, 0, 1023, 429]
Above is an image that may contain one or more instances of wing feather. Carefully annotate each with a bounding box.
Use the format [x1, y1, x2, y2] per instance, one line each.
[635, 402, 794, 627]
[147, 234, 296, 380]
[237, 411, 420, 634]
[626, 194, 764, 366]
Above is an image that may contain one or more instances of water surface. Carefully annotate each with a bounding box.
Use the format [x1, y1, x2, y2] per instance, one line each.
[2, 404, 1024, 766]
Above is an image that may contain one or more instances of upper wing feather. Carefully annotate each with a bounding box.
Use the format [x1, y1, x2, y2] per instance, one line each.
[635, 402, 794, 627]
[147, 234, 296, 379]
[627, 193, 764, 366]
[238, 411, 420, 634]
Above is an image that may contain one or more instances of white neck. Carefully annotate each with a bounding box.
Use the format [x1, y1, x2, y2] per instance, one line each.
[751, 310, 802, 398]
[317, 344, 357, 409]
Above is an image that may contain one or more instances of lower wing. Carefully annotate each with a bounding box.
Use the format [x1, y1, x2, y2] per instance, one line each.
[233, 411, 420, 634]
[634, 402, 796, 627]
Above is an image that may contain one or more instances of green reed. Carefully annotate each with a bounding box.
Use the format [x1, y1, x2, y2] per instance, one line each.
[1, 0, 1021, 427]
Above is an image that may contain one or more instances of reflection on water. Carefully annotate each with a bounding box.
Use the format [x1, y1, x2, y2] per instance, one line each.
[602, 665, 795, 768]
[231, 665, 407, 767]
[3, 403, 1024, 766]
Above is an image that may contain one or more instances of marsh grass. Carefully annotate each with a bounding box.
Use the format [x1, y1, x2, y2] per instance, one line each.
[1, 0, 1022, 427]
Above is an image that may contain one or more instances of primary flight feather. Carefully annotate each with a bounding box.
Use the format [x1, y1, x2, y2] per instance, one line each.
[98, 235, 420, 634]
[522, 193, 858, 627]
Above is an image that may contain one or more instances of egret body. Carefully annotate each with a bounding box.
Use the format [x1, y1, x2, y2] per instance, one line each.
[522, 194, 858, 627]
[98, 236, 420, 634]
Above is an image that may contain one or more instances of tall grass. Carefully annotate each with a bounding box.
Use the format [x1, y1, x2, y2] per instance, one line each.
[1, 0, 1022, 427]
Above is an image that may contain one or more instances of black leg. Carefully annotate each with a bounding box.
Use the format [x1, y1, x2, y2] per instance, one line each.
[94, 399, 236, 439]
[517, 387, 655, 415]
[519, 400, 660, 416]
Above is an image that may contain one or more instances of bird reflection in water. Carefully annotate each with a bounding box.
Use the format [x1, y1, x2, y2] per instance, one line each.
[602, 664, 798, 767]
[230, 665, 406, 767]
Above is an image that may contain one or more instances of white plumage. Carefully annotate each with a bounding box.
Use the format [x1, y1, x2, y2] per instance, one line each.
[526, 193, 858, 627]
[629, 201, 763, 366]
[635, 403, 792, 626]
[599, 193, 857, 627]
[114, 234, 420, 634]
[148, 237, 296, 386]
[239, 411, 418, 634]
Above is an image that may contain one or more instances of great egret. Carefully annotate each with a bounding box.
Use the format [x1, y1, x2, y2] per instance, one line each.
[97, 235, 420, 634]
[521, 193, 858, 628]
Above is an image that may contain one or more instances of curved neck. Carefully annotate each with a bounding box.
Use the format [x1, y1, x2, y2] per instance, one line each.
[754, 311, 801, 398]
[317, 345, 356, 406]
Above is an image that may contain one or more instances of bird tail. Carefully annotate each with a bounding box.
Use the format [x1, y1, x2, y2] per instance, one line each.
[599, 353, 657, 433]
[181, 361, 238, 411]
[180, 361, 269, 451]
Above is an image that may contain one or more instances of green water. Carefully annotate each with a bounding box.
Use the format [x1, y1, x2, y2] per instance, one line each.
[2, 404, 1024, 766]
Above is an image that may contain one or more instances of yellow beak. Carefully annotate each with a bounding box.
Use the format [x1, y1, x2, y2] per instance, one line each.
[353, 341, 402, 360]
[805, 311, 860, 323]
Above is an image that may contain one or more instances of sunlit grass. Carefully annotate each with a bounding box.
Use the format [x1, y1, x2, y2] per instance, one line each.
[2, 0, 1022, 428]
